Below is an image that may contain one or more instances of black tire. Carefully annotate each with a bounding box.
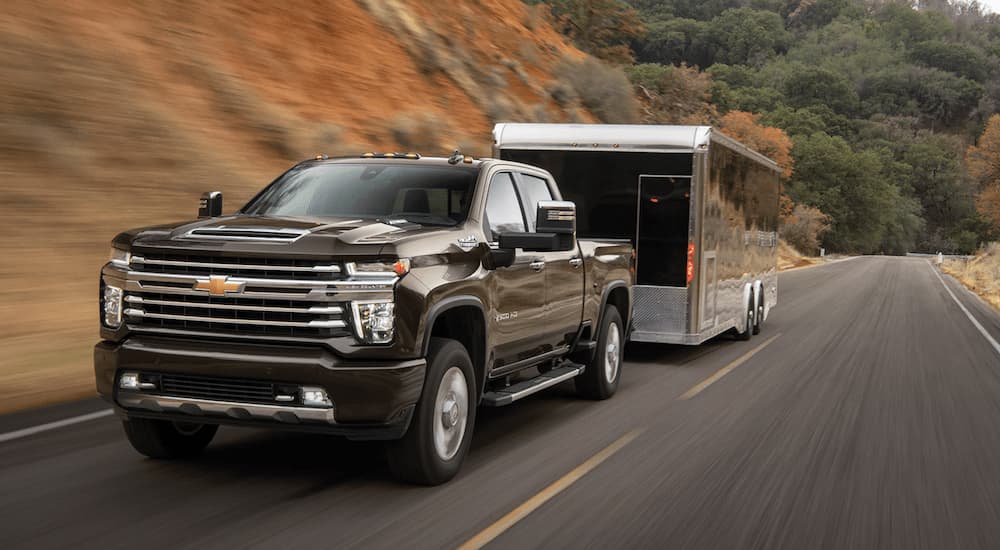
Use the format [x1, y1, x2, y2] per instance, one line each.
[736, 293, 754, 341]
[386, 338, 477, 485]
[753, 291, 764, 335]
[576, 306, 623, 400]
[122, 418, 217, 459]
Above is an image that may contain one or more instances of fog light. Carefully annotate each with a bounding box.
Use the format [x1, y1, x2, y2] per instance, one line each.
[103, 284, 123, 328]
[119, 372, 140, 390]
[300, 386, 332, 407]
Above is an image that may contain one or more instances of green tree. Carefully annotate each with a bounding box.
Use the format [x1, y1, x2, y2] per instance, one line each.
[706, 8, 791, 66]
[908, 40, 988, 82]
[782, 65, 858, 115]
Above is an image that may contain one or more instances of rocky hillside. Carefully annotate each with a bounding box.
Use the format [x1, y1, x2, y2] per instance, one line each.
[0, 0, 595, 412]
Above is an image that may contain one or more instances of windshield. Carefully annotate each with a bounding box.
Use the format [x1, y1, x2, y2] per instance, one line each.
[242, 163, 479, 226]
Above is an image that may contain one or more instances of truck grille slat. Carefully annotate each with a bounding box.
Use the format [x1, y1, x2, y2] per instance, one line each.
[121, 252, 399, 339]
[156, 373, 279, 404]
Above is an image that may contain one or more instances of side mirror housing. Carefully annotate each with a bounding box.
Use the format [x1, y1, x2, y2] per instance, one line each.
[199, 191, 223, 218]
[535, 200, 576, 251]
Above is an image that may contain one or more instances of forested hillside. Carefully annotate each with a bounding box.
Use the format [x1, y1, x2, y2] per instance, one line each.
[533, 0, 1000, 254]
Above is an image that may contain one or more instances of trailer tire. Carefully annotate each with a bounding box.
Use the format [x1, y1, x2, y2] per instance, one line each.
[122, 418, 217, 459]
[736, 293, 754, 341]
[576, 306, 623, 400]
[386, 337, 476, 485]
[753, 293, 764, 335]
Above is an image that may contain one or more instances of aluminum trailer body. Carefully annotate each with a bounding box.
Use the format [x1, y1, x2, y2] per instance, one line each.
[493, 123, 780, 345]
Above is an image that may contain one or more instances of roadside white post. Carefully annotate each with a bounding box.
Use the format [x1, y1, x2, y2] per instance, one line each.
[936, 252, 943, 265]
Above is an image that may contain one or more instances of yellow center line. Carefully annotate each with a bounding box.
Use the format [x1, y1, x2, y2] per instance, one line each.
[458, 429, 644, 550]
[678, 333, 781, 400]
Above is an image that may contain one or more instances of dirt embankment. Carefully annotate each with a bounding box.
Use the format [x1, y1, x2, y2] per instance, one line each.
[942, 243, 1000, 311]
[778, 240, 820, 271]
[0, 0, 589, 414]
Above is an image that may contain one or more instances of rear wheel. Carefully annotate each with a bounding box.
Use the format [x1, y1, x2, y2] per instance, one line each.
[753, 291, 764, 335]
[386, 338, 476, 485]
[576, 306, 623, 400]
[122, 418, 217, 459]
[736, 292, 754, 341]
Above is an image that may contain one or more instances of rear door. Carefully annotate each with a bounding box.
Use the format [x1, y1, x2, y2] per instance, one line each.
[483, 172, 548, 370]
[514, 171, 582, 349]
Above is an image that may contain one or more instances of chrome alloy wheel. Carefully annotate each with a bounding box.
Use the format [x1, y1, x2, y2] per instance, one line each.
[604, 321, 621, 383]
[433, 366, 469, 461]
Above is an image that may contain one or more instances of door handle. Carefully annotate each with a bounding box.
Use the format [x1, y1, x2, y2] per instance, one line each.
[569, 257, 583, 268]
[530, 260, 545, 272]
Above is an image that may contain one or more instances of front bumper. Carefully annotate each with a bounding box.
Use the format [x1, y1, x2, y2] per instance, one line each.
[95, 336, 426, 440]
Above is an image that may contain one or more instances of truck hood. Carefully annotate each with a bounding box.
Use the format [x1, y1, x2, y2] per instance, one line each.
[115, 215, 456, 257]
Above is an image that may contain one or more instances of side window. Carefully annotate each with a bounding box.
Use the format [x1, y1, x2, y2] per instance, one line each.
[485, 173, 526, 240]
[516, 173, 554, 231]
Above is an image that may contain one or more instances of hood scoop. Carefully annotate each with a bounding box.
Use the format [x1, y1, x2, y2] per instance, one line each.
[185, 226, 311, 241]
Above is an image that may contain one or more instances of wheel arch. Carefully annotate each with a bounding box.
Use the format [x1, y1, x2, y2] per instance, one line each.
[423, 296, 489, 398]
[600, 281, 632, 335]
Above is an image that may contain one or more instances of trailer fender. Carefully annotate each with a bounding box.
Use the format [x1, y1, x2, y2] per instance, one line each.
[741, 283, 754, 332]
[753, 280, 766, 322]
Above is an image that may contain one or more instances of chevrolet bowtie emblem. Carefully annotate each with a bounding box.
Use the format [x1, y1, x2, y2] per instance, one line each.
[193, 275, 245, 296]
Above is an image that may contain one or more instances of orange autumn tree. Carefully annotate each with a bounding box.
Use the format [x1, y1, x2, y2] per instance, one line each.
[718, 111, 794, 178]
[966, 114, 1000, 229]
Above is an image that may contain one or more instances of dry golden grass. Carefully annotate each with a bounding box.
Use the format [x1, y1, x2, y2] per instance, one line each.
[942, 243, 1000, 311]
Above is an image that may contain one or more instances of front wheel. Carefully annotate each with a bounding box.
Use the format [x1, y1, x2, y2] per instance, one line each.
[386, 338, 477, 485]
[122, 418, 217, 459]
[576, 306, 623, 400]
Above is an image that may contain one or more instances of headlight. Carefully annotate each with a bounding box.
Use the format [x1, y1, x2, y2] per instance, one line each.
[346, 259, 410, 277]
[351, 301, 395, 344]
[110, 246, 131, 268]
[103, 283, 123, 328]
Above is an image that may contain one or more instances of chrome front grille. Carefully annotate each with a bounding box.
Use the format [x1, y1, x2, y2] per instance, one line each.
[133, 253, 341, 280]
[122, 253, 396, 340]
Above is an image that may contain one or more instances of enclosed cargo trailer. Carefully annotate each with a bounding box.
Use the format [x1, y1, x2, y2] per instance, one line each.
[493, 124, 780, 345]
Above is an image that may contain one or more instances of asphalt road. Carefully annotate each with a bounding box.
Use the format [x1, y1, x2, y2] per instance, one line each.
[3, 256, 1000, 549]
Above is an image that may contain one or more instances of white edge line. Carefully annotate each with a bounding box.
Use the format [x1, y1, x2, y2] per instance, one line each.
[930, 263, 1000, 358]
[0, 409, 114, 444]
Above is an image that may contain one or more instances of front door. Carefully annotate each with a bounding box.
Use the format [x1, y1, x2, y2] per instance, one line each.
[483, 172, 548, 371]
[514, 171, 582, 349]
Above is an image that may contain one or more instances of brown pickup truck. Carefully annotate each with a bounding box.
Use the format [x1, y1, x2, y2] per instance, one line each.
[95, 152, 634, 484]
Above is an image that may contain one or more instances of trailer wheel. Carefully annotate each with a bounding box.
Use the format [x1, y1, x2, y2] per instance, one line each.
[122, 418, 217, 459]
[753, 292, 764, 335]
[736, 293, 754, 341]
[386, 337, 476, 485]
[576, 306, 623, 400]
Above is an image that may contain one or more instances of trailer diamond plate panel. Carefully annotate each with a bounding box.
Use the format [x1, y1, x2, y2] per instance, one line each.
[632, 285, 689, 335]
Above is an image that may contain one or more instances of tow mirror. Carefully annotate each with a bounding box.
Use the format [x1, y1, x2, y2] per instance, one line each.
[535, 200, 576, 251]
[199, 191, 223, 218]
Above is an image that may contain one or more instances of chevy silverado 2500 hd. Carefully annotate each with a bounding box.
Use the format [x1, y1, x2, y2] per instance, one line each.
[95, 152, 634, 484]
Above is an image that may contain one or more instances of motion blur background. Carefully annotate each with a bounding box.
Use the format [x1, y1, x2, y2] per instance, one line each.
[2, 0, 999, 413]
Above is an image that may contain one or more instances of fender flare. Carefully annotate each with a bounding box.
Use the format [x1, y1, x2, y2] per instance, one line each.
[421, 295, 489, 392]
[598, 280, 632, 335]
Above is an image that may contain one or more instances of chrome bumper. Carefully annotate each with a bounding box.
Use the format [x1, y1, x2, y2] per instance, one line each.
[117, 393, 337, 425]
